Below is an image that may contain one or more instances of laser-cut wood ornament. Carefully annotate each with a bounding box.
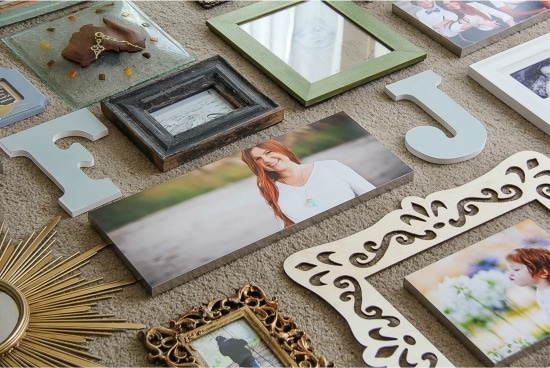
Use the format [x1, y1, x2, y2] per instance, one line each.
[284, 150, 549, 367]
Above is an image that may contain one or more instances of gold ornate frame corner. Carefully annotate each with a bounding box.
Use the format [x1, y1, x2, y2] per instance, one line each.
[140, 283, 334, 367]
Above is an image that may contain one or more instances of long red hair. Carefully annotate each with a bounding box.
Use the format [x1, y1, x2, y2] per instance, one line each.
[506, 247, 550, 282]
[241, 140, 301, 228]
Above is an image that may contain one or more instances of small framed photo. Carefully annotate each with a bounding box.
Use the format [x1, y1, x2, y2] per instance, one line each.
[468, 33, 550, 135]
[89, 111, 413, 295]
[392, 0, 550, 57]
[404, 219, 550, 366]
[101, 55, 284, 172]
[206, 0, 426, 106]
[0, 68, 48, 128]
[140, 284, 333, 367]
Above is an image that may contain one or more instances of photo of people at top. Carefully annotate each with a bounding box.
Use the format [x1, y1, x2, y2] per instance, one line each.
[398, 0, 549, 46]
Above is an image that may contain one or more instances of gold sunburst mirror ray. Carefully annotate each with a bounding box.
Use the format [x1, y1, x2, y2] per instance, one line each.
[0, 216, 144, 367]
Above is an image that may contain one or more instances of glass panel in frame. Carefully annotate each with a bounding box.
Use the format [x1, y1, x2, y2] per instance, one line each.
[207, 0, 426, 106]
[2, 1, 195, 109]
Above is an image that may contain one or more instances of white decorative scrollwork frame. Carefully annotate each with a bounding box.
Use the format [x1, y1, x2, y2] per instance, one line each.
[284, 150, 549, 367]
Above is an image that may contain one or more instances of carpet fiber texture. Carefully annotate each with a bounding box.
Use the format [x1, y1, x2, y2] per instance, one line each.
[0, 1, 549, 367]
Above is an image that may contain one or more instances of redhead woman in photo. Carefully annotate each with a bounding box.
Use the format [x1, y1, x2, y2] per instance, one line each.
[241, 140, 375, 228]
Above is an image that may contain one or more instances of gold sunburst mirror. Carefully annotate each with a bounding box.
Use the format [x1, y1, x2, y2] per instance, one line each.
[0, 216, 144, 367]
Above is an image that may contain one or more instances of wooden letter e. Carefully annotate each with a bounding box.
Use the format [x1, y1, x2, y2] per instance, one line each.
[0, 109, 121, 217]
[385, 70, 487, 164]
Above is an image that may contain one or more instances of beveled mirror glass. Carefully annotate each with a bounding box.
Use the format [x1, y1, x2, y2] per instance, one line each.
[0, 291, 19, 343]
[239, 0, 391, 83]
[0, 281, 27, 355]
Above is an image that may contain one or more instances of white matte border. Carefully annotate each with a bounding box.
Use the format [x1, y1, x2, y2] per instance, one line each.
[468, 34, 550, 135]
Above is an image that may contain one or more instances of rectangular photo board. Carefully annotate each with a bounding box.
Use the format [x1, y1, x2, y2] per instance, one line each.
[392, 0, 550, 57]
[89, 111, 413, 295]
[404, 219, 550, 366]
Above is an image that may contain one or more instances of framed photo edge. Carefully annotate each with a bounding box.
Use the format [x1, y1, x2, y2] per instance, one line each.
[0, 68, 48, 128]
[139, 283, 334, 367]
[403, 219, 550, 366]
[0, 1, 82, 27]
[88, 111, 414, 296]
[467, 34, 550, 136]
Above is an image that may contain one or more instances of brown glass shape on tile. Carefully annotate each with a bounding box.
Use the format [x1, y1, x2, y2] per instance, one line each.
[61, 18, 146, 67]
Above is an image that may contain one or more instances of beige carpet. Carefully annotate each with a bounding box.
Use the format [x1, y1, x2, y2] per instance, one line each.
[0, 1, 549, 367]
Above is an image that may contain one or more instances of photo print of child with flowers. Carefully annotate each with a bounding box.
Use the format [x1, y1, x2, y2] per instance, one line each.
[506, 246, 550, 322]
[404, 219, 550, 366]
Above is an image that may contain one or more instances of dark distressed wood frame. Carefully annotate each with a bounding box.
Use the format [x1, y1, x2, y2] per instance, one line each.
[100, 55, 284, 171]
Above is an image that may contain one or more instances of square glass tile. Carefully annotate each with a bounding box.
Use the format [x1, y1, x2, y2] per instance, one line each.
[2, 1, 195, 109]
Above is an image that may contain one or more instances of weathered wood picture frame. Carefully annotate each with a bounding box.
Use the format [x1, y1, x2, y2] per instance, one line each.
[101, 55, 284, 171]
[140, 284, 333, 367]
[206, 0, 426, 107]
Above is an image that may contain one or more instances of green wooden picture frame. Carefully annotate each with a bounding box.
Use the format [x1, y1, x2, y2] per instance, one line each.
[206, 0, 426, 107]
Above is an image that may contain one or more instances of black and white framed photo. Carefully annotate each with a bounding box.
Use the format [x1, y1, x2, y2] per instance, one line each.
[468, 33, 550, 135]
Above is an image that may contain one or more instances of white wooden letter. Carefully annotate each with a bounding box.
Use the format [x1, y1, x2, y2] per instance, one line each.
[385, 70, 487, 164]
[0, 109, 121, 217]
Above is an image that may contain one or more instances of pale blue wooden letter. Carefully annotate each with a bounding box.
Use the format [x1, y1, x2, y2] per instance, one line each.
[385, 70, 487, 164]
[0, 109, 121, 216]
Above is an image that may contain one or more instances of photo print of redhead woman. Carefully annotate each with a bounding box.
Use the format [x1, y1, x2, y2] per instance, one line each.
[89, 111, 413, 294]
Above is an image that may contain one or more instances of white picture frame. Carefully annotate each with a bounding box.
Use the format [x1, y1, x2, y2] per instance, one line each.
[468, 34, 550, 135]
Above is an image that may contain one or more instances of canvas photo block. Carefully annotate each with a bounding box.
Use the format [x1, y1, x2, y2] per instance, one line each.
[404, 219, 550, 366]
[89, 111, 413, 295]
[392, 0, 550, 57]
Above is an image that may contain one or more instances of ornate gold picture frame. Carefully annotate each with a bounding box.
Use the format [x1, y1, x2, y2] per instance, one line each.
[140, 284, 334, 367]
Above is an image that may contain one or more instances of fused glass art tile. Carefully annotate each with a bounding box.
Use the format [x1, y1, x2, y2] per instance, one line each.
[2, 1, 195, 109]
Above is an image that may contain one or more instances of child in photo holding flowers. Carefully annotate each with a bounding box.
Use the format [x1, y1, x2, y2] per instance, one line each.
[506, 247, 550, 322]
